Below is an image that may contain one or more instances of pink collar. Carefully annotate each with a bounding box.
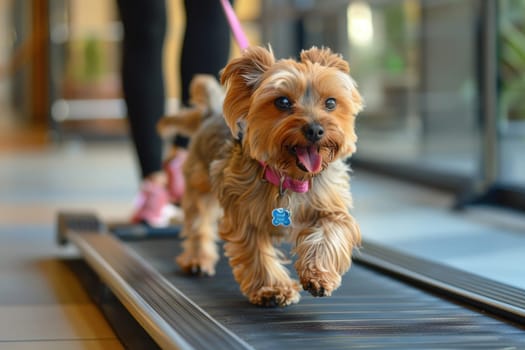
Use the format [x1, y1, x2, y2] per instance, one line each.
[259, 161, 310, 194]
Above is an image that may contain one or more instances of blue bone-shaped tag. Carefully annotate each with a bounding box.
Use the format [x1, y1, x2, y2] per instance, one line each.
[271, 208, 291, 227]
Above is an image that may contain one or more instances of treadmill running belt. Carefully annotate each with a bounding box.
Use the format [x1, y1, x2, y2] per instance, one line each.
[126, 238, 525, 349]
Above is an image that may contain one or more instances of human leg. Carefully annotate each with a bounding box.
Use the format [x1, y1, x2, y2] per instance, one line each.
[117, 0, 176, 226]
[118, 0, 166, 179]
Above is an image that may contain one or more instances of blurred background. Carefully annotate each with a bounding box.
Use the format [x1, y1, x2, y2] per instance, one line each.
[0, 0, 524, 347]
[2, 0, 525, 280]
[1, 0, 525, 266]
[2, 0, 525, 186]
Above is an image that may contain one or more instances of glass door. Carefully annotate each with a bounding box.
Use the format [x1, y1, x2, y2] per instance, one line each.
[347, 0, 482, 186]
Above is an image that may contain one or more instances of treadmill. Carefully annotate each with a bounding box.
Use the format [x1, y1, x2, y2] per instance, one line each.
[57, 212, 525, 349]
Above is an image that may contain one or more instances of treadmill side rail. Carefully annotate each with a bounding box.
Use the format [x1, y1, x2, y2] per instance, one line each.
[58, 212, 252, 350]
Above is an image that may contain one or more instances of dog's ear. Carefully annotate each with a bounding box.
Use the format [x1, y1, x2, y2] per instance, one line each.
[302, 46, 363, 114]
[300, 46, 350, 73]
[220, 46, 275, 138]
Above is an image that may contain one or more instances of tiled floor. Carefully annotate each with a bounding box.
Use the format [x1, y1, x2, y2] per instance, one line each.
[0, 138, 135, 349]
[0, 135, 524, 349]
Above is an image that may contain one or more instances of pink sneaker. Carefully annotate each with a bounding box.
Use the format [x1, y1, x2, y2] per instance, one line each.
[164, 150, 188, 203]
[131, 180, 176, 227]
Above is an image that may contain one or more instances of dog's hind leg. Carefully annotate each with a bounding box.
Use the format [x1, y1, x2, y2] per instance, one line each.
[176, 163, 221, 276]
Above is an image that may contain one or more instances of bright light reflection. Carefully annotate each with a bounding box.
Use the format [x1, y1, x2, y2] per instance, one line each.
[347, 1, 374, 47]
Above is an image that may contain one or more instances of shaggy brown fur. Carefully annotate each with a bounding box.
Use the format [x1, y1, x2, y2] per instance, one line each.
[158, 46, 363, 307]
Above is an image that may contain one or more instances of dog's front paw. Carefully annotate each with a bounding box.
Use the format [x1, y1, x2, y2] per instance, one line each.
[299, 268, 341, 297]
[176, 251, 217, 277]
[248, 283, 301, 307]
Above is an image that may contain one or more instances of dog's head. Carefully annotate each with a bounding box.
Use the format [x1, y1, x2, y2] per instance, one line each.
[221, 46, 363, 180]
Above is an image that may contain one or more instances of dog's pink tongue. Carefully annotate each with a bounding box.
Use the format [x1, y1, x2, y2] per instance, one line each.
[296, 145, 322, 173]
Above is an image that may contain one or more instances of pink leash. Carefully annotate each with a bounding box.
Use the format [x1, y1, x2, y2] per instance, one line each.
[219, 0, 250, 50]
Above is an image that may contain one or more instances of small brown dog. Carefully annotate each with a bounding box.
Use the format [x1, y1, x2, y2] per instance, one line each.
[158, 46, 363, 307]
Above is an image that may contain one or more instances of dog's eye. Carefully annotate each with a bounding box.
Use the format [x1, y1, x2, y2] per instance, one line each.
[274, 96, 293, 111]
[325, 98, 337, 111]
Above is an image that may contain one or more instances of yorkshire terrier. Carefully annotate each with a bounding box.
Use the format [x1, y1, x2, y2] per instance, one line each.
[158, 46, 363, 307]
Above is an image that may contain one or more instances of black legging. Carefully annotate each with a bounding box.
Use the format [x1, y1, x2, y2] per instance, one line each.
[117, 0, 231, 179]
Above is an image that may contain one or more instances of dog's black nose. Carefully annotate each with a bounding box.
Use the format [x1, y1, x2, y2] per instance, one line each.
[303, 122, 324, 142]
